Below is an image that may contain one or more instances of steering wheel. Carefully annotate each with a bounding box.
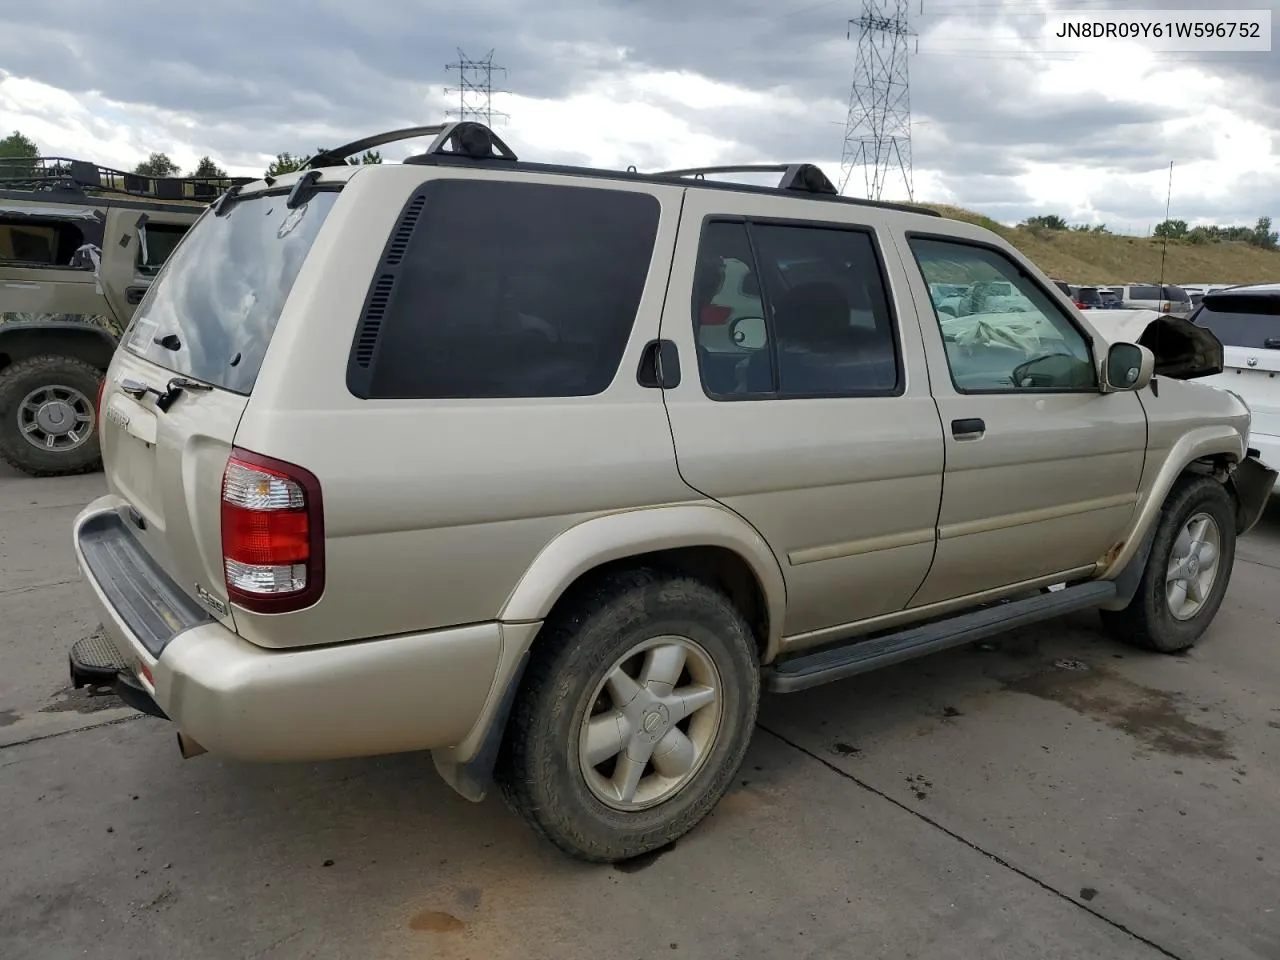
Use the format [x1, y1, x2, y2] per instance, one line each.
[1011, 351, 1079, 388]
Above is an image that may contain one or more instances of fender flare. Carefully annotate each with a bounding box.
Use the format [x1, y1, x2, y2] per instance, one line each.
[432, 504, 789, 802]
[1097, 424, 1246, 593]
[499, 502, 788, 660]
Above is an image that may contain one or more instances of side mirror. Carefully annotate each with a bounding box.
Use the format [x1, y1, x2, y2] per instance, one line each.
[728, 316, 767, 351]
[1103, 341, 1155, 392]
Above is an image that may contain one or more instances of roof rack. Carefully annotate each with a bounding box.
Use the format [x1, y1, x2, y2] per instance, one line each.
[0, 155, 253, 202]
[652, 163, 839, 196]
[305, 121, 519, 169]
[323, 120, 940, 216]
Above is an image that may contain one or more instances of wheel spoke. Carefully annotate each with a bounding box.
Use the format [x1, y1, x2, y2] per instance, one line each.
[640, 643, 686, 694]
[1166, 560, 1190, 583]
[1198, 541, 1218, 567]
[605, 666, 641, 707]
[1186, 576, 1205, 604]
[583, 711, 629, 767]
[1190, 517, 1211, 544]
[1173, 525, 1193, 558]
[612, 753, 647, 803]
[651, 727, 697, 778]
[1167, 579, 1188, 612]
[667, 683, 716, 724]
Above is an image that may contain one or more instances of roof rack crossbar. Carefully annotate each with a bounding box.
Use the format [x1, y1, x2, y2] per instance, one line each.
[306, 121, 519, 169]
[652, 163, 838, 195]
[0, 156, 252, 202]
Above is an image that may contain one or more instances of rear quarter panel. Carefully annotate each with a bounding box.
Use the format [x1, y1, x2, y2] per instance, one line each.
[231, 166, 698, 649]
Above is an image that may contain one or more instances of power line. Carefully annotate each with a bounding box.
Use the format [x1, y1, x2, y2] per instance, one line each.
[444, 49, 509, 127]
[841, 0, 916, 202]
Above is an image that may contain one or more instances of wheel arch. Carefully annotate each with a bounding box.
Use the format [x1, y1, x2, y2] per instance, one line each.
[1097, 425, 1247, 595]
[432, 504, 787, 802]
[0, 322, 118, 373]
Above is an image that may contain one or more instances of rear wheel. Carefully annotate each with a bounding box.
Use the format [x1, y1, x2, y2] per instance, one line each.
[497, 569, 760, 862]
[0, 355, 103, 477]
[1099, 475, 1236, 653]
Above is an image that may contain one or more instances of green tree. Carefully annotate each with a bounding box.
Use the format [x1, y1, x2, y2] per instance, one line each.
[1020, 214, 1068, 230]
[190, 155, 227, 179]
[266, 151, 305, 177]
[1251, 216, 1278, 250]
[1153, 218, 1188, 239]
[134, 152, 180, 177]
[0, 129, 39, 177]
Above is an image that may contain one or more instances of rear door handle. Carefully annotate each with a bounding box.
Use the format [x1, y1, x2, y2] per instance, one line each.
[952, 417, 985, 440]
[125, 285, 149, 305]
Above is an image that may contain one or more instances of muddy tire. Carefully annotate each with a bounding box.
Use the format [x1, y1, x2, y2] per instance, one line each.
[1099, 475, 1236, 654]
[0, 355, 103, 477]
[496, 568, 760, 863]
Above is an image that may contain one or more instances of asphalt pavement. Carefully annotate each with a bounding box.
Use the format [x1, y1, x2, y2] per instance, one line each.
[2, 461, 1277, 960]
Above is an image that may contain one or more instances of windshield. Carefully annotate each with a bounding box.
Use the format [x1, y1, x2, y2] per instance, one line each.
[121, 188, 340, 394]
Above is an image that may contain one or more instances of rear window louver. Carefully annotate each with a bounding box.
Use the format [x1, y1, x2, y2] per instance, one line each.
[351, 193, 426, 369]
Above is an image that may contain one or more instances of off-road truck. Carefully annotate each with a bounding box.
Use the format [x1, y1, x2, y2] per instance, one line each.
[0, 157, 249, 476]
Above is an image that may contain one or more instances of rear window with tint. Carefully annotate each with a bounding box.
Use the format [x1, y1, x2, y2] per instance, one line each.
[1195, 295, 1280, 348]
[352, 179, 660, 399]
[1128, 285, 1160, 300]
[1163, 285, 1189, 301]
[1075, 287, 1100, 302]
[122, 189, 339, 394]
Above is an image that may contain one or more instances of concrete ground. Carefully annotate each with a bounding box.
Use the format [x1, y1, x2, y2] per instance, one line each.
[2, 461, 1277, 960]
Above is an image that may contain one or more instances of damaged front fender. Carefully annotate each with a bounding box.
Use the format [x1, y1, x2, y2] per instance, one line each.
[1229, 455, 1278, 535]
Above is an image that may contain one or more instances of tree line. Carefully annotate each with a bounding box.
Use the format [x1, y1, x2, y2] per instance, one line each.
[1020, 212, 1277, 250]
[0, 129, 381, 181]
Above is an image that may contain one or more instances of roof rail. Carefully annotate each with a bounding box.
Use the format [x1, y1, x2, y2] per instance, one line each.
[306, 121, 519, 169]
[0, 156, 253, 202]
[653, 163, 839, 196]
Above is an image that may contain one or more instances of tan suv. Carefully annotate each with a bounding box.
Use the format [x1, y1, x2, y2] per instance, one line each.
[69, 122, 1276, 863]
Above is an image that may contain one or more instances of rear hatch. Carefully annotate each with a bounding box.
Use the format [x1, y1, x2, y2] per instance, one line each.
[98, 181, 341, 630]
[1191, 292, 1280, 436]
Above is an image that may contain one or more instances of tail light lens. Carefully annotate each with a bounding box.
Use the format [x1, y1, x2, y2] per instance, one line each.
[220, 448, 324, 614]
[699, 305, 732, 326]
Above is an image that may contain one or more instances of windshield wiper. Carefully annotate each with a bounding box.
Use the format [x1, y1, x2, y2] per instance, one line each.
[118, 376, 211, 413]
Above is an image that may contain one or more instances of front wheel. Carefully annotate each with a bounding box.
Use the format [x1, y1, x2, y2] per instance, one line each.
[0, 355, 103, 477]
[497, 569, 760, 862]
[1100, 475, 1236, 653]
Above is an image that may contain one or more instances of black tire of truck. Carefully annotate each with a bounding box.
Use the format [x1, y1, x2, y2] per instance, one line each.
[1099, 475, 1237, 654]
[0, 355, 104, 477]
[496, 568, 761, 863]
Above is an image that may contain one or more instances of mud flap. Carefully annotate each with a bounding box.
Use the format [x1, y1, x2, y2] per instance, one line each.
[1230, 455, 1277, 535]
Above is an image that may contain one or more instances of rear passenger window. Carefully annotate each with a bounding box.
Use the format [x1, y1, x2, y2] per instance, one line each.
[354, 179, 660, 399]
[692, 220, 901, 399]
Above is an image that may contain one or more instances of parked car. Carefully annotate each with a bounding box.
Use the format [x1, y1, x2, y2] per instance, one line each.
[1190, 283, 1280, 492]
[1097, 287, 1123, 309]
[1114, 283, 1193, 318]
[1069, 284, 1104, 309]
[0, 157, 249, 476]
[68, 121, 1275, 864]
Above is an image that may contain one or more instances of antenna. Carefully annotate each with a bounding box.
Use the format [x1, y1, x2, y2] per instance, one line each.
[840, 0, 916, 201]
[444, 49, 509, 127]
[1156, 160, 1174, 301]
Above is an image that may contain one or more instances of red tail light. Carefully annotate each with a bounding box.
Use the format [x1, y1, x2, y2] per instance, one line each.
[220, 448, 324, 614]
[1072, 299, 1086, 309]
[700, 305, 732, 326]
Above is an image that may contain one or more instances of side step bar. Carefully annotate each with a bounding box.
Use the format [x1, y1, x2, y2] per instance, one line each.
[767, 580, 1117, 694]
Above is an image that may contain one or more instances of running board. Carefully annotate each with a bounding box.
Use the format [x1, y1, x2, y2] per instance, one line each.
[767, 580, 1117, 694]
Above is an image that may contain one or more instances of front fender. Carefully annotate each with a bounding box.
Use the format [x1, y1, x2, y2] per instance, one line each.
[1229, 454, 1278, 535]
[1097, 424, 1247, 586]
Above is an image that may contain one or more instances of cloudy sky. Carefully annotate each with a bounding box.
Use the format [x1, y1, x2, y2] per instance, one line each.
[0, 0, 1276, 231]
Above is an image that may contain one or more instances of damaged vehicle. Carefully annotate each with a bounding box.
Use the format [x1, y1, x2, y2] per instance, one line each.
[0, 157, 248, 476]
[68, 121, 1276, 863]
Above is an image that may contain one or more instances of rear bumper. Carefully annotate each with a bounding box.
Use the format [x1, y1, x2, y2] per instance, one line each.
[71, 495, 503, 763]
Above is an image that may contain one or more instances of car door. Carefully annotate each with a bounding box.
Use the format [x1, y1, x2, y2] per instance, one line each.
[0, 205, 119, 329]
[659, 190, 945, 644]
[98, 206, 197, 323]
[896, 231, 1148, 606]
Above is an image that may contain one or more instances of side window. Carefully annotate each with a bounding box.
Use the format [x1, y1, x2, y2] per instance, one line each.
[0, 216, 86, 267]
[361, 179, 660, 399]
[137, 223, 190, 275]
[692, 219, 901, 399]
[908, 237, 1097, 393]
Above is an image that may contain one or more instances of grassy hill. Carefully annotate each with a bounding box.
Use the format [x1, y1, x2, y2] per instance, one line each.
[922, 204, 1280, 286]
